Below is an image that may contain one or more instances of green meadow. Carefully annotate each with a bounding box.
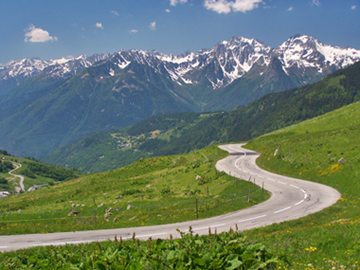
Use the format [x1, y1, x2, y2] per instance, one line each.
[0, 146, 268, 235]
[244, 101, 360, 269]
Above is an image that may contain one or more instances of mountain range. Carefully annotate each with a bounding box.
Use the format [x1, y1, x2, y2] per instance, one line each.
[0, 34, 359, 158]
[48, 61, 360, 172]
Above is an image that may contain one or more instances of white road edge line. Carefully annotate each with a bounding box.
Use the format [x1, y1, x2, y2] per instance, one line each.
[238, 214, 267, 223]
[294, 199, 305, 206]
[28, 241, 89, 247]
[193, 223, 226, 231]
[274, 206, 292, 214]
[136, 232, 168, 238]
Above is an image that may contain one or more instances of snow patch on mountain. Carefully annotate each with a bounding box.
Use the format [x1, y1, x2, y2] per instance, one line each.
[316, 42, 360, 68]
[276, 35, 360, 74]
[1, 34, 359, 90]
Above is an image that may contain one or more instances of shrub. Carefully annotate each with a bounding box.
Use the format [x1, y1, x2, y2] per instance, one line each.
[0, 231, 285, 269]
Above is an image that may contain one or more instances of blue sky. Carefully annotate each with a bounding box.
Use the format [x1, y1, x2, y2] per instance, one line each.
[0, 0, 359, 63]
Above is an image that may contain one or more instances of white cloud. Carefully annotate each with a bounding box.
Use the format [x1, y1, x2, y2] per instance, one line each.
[95, 22, 104, 30]
[129, 29, 139, 34]
[170, 0, 188, 6]
[351, 5, 357, 10]
[111, 10, 119, 16]
[204, 0, 232, 13]
[312, 0, 320, 7]
[149, 21, 157, 31]
[287, 6, 294, 11]
[24, 25, 58, 43]
[165, 8, 171, 13]
[204, 0, 263, 14]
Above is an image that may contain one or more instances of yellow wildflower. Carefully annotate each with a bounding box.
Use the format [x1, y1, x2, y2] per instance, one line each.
[304, 246, 318, 253]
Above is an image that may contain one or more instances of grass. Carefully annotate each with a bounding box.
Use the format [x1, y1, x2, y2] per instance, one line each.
[244, 101, 360, 269]
[0, 231, 285, 270]
[0, 146, 269, 235]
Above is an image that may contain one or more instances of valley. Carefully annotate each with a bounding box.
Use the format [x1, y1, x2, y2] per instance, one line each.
[1, 35, 360, 160]
[48, 61, 360, 173]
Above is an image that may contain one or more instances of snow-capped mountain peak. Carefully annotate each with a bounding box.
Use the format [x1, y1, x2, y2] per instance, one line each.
[276, 34, 360, 74]
[1, 58, 48, 79]
[0, 54, 109, 80]
[1, 34, 359, 90]
[155, 36, 273, 88]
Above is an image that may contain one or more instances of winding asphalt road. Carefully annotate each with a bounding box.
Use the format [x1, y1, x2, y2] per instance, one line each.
[8, 162, 25, 193]
[0, 144, 340, 252]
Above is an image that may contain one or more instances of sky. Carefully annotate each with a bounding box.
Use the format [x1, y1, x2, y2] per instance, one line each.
[0, 0, 359, 63]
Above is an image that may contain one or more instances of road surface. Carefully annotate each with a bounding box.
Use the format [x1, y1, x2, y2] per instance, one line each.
[0, 144, 340, 252]
[8, 162, 25, 193]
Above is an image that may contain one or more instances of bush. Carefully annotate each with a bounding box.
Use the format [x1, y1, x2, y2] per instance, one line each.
[24, 162, 80, 181]
[0, 160, 13, 173]
[0, 177, 9, 190]
[21, 168, 36, 178]
[0, 150, 10, 156]
[121, 189, 142, 196]
[0, 231, 285, 269]
[160, 186, 172, 196]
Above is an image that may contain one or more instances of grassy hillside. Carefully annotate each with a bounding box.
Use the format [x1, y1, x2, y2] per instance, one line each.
[48, 62, 360, 173]
[0, 146, 268, 235]
[3, 102, 360, 269]
[242, 101, 360, 269]
[0, 151, 79, 193]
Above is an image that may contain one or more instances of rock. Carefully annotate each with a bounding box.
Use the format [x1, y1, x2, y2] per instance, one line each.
[274, 145, 280, 157]
[127, 204, 132, 210]
[68, 210, 80, 216]
[113, 217, 119, 222]
[338, 157, 346, 165]
[97, 203, 104, 208]
[104, 211, 112, 221]
[195, 175, 202, 181]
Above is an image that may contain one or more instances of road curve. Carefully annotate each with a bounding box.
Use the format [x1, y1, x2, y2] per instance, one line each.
[0, 144, 340, 252]
[8, 162, 25, 193]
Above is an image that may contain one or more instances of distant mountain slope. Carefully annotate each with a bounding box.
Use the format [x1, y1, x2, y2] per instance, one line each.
[48, 61, 360, 172]
[1, 35, 359, 159]
[0, 53, 196, 158]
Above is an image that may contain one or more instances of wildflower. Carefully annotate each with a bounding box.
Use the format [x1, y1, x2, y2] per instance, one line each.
[304, 246, 318, 253]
